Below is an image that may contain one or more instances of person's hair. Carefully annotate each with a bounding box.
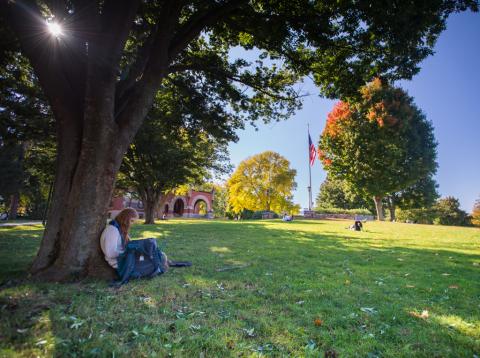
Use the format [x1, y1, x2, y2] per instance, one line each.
[114, 208, 138, 245]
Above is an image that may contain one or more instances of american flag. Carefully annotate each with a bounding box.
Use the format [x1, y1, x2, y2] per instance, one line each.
[308, 134, 316, 166]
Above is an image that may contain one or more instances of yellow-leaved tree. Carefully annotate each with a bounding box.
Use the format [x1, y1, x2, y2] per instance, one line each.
[227, 151, 299, 214]
[472, 197, 480, 227]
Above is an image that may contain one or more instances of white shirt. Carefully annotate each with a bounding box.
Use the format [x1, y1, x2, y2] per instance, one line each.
[100, 224, 124, 268]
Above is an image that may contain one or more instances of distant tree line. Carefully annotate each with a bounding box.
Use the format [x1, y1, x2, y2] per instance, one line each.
[316, 175, 474, 226]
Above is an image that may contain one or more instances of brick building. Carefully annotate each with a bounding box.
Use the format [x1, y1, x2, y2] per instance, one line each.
[108, 189, 214, 219]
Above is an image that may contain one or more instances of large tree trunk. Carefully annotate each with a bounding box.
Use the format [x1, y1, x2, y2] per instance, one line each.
[373, 196, 384, 221]
[31, 113, 128, 281]
[143, 192, 160, 225]
[30, 113, 83, 273]
[30, 49, 140, 281]
[389, 205, 396, 222]
[387, 198, 396, 222]
[8, 193, 20, 220]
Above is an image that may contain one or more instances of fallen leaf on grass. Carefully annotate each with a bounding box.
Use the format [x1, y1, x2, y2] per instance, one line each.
[243, 327, 256, 337]
[215, 264, 251, 272]
[254, 344, 274, 353]
[409, 310, 429, 319]
[360, 307, 377, 315]
[190, 324, 201, 331]
[305, 339, 316, 350]
[226, 340, 235, 349]
[188, 311, 206, 317]
[70, 320, 85, 330]
[314, 318, 323, 326]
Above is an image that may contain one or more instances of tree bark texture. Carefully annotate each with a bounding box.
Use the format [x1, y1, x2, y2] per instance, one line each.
[373, 196, 384, 221]
[142, 191, 160, 225]
[8, 193, 19, 220]
[387, 198, 396, 222]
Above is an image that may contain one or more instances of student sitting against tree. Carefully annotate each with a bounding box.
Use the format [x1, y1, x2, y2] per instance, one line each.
[100, 207, 190, 285]
[100, 208, 138, 269]
[100, 208, 167, 284]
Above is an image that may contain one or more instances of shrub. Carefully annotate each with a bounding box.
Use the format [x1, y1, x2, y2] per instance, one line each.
[240, 209, 254, 220]
[252, 211, 278, 219]
[396, 208, 437, 224]
[434, 197, 470, 226]
[314, 207, 372, 215]
[225, 211, 236, 220]
[252, 211, 263, 220]
[396, 198, 472, 227]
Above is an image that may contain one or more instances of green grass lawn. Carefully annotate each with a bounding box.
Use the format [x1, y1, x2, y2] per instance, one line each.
[0, 220, 479, 357]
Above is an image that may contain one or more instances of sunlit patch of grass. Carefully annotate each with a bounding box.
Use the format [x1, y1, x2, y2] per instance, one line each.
[136, 230, 168, 239]
[433, 314, 480, 339]
[184, 275, 217, 288]
[210, 246, 232, 253]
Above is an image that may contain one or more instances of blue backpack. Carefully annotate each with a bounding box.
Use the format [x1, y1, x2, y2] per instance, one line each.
[109, 221, 167, 285]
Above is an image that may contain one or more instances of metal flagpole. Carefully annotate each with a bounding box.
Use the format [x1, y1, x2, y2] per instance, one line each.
[307, 123, 312, 211]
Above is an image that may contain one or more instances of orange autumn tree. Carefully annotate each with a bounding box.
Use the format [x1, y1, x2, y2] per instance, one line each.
[318, 79, 437, 220]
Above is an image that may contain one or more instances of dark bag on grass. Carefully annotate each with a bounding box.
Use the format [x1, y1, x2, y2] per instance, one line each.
[115, 238, 167, 285]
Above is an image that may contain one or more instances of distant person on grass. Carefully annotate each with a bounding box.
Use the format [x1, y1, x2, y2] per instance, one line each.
[347, 220, 363, 231]
[100, 207, 190, 285]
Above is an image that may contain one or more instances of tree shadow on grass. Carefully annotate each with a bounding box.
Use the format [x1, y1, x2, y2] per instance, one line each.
[0, 220, 479, 356]
[0, 227, 42, 282]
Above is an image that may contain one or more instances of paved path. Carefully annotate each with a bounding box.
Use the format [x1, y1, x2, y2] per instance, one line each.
[0, 221, 42, 227]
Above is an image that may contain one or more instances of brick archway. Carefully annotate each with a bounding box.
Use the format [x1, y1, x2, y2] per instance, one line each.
[193, 199, 208, 215]
[171, 197, 187, 217]
[191, 194, 212, 212]
[109, 190, 214, 219]
[187, 192, 213, 218]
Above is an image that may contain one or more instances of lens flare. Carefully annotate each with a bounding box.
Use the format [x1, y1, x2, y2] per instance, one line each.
[47, 21, 63, 37]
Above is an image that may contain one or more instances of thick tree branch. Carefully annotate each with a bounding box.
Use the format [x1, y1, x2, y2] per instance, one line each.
[97, 0, 141, 71]
[115, 1, 248, 141]
[115, 29, 157, 107]
[168, 0, 247, 60]
[114, 2, 184, 140]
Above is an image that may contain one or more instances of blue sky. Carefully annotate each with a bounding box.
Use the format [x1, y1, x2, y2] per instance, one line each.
[227, 11, 480, 212]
